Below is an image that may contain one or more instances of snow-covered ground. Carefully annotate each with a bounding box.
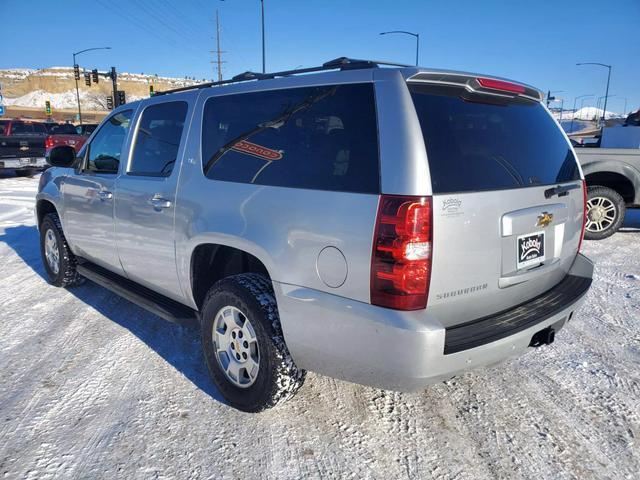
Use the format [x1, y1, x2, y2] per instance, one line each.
[0, 174, 638, 479]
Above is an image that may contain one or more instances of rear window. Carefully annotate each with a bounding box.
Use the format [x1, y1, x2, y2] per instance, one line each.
[201, 83, 379, 194]
[409, 84, 580, 194]
[10, 122, 34, 135]
[49, 124, 78, 135]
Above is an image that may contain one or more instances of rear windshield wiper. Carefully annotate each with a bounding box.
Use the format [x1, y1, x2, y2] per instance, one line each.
[203, 86, 337, 176]
[544, 183, 580, 198]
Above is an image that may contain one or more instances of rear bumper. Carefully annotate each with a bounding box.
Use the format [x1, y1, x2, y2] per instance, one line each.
[0, 157, 47, 170]
[274, 253, 594, 391]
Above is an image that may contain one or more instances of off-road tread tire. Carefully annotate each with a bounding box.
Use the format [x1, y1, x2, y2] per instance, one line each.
[585, 185, 625, 241]
[40, 212, 83, 287]
[201, 273, 306, 412]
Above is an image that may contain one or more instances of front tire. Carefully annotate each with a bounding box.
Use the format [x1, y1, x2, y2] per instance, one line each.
[39, 212, 83, 287]
[584, 186, 626, 240]
[201, 274, 306, 412]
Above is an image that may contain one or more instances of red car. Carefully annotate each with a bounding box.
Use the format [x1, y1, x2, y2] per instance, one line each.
[45, 123, 89, 154]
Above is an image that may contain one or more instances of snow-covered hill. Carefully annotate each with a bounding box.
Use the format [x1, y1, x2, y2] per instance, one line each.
[2, 89, 144, 110]
[0, 67, 202, 111]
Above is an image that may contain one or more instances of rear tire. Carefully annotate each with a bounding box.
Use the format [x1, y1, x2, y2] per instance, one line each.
[584, 186, 625, 240]
[201, 273, 306, 412]
[15, 169, 36, 177]
[39, 212, 83, 287]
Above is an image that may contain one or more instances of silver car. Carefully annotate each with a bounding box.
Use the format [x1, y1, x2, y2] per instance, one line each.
[37, 58, 593, 412]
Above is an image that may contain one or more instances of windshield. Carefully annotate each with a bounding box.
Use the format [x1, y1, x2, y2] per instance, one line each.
[409, 83, 580, 194]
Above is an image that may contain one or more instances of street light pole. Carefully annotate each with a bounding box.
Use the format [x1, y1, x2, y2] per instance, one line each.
[72, 46, 111, 125]
[379, 30, 420, 66]
[261, 0, 265, 73]
[576, 62, 612, 127]
[571, 94, 593, 132]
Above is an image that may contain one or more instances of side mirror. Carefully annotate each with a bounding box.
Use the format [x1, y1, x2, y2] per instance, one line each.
[46, 145, 77, 168]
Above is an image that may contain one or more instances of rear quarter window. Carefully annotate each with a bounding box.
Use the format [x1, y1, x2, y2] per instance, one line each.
[201, 83, 380, 194]
[409, 84, 580, 194]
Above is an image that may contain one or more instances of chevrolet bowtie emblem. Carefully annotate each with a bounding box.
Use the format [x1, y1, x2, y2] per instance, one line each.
[537, 212, 554, 228]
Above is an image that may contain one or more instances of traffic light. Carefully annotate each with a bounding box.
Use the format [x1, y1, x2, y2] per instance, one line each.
[117, 90, 126, 106]
[92, 69, 99, 84]
[149, 84, 154, 97]
[45, 100, 52, 116]
[106, 96, 114, 110]
[84, 72, 91, 86]
[73, 64, 80, 80]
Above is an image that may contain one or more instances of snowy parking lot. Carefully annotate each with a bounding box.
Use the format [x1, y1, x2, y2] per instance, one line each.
[0, 173, 638, 479]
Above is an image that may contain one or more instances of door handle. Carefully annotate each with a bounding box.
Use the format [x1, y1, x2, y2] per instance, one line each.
[97, 190, 113, 201]
[148, 195, 172, 209]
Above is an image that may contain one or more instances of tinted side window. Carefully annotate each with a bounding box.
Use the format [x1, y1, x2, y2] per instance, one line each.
[11, 122, 33, 134]
[34, 124, 49, 134]
[409, 84, 580, 193]
[49, 124, 77, 134]
[129, 101, 188, 176]
[86, 110, 133, 174]
[0, 121, 7, 135]
[202, 83, 379, 193]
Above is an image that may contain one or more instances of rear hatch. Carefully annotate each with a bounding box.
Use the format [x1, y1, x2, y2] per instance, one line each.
[407, 74, 584, 327]
[0, 122, 46, 159]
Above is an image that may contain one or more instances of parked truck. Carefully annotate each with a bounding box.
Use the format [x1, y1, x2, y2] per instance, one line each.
[0, 119, 48, 176]
[574, 122, 640, 239]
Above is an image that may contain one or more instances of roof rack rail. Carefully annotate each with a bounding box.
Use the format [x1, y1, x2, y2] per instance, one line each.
[154, 57, 413, 96]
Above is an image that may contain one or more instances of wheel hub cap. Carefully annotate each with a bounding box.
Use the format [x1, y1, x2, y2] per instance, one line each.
[586, 196, 617, 233]
[44, 229, 60, 275]
[212, 306, 260, 388]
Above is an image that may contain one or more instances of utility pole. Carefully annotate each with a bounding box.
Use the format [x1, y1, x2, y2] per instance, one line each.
[211, 9, 226, 82]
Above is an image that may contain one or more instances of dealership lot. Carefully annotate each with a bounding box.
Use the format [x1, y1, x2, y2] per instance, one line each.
[0, 174, 638, 480]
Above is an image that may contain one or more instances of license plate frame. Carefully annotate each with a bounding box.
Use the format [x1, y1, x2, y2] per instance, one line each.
[517, 231, 545, 269]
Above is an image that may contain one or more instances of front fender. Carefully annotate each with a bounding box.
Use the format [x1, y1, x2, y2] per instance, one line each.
[35, 168, 67, 230]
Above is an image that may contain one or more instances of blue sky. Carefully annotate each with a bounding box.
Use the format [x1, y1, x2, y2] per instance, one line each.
[0, 0, 638, 113]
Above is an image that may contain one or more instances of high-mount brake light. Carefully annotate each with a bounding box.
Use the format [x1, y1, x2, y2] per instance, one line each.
[476, 77, 526, 94]
[371, 195, 432, 310]
[578, 180, 588, 253]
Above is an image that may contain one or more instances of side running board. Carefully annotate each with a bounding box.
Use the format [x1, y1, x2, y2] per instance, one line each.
[76, 261, 198, 325]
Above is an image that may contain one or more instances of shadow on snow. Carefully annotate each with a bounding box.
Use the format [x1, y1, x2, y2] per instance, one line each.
[0, 224, 226, 405]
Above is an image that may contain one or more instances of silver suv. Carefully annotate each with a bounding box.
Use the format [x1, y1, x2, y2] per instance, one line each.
[37, 58, 593, 412]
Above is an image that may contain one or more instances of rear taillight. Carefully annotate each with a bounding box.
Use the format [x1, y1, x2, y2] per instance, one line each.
[476, 77, 526, 94]
[371, 195, 432, 310]
[578, 180, 588, 252]
[45, 136, 54, 149]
